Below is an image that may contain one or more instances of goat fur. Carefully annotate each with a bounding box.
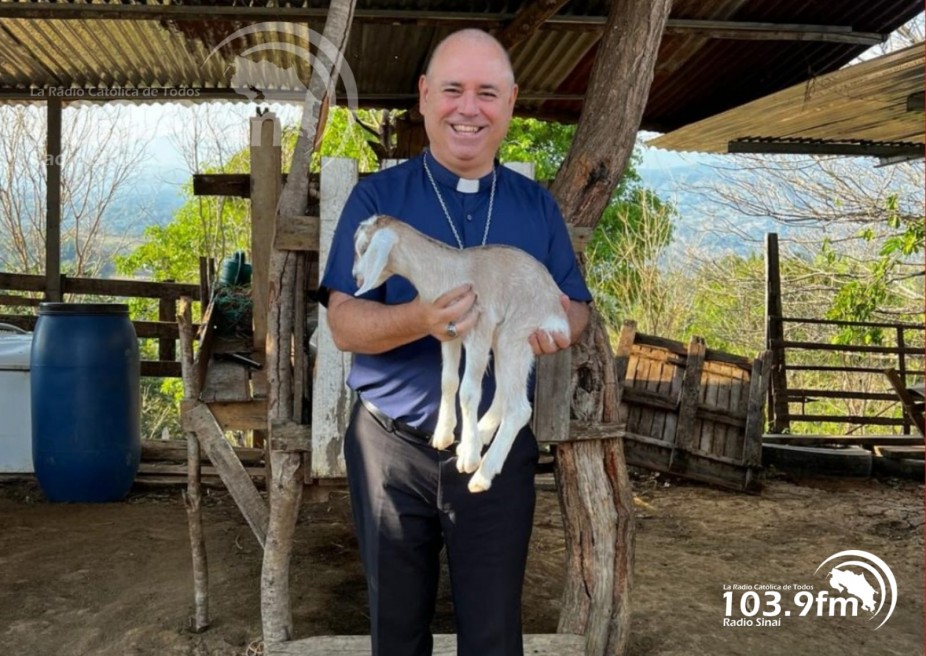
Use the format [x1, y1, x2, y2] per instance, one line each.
[352, 214, 569, 493]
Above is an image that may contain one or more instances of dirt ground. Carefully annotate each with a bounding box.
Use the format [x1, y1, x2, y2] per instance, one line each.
[0, 470, 922, 656]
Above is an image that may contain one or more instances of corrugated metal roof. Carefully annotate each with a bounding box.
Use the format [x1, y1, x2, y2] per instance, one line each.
[648, 43, 925, 155]
[0, 0, 921, 130]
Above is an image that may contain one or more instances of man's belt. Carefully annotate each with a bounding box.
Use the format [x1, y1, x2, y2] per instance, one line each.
[361, 398, 433, 442]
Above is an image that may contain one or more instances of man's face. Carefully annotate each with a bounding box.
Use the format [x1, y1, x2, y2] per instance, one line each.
[419, 36, 518, 178]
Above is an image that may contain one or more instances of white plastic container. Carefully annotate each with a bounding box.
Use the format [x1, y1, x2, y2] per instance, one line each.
[0, 332, 34, 472]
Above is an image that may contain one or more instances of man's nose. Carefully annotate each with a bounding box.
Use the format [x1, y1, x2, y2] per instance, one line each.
[458, 90, 478, 115]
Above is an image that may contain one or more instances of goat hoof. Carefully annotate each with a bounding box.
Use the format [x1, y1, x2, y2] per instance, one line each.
[430, 433, 454, 450]
[468, 471, 491, 493]
[455, 448, 480, 474]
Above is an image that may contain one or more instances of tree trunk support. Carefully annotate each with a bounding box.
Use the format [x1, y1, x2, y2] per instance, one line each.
[261, 0, 357, 646]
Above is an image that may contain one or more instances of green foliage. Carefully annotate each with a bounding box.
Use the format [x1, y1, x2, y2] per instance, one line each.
[499, 119, 575, 181]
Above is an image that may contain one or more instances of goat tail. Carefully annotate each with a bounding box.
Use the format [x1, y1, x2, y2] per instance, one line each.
[539, 315, 570, 342]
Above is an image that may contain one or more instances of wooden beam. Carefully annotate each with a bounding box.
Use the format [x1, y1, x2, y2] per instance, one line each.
[45, 97, 62, 302]
[0, 89, 586, 105]
[788, 414, 906, 426]
[273, 215, 321, 252]
[496, 0, 571, 49]
[0, 3, 887, 45]
[181, 400, 268, 432]
[774, 339, 923, 356]
[662, 20, 884, 45]
[729, 139, 925, 158]
[764, 434, 925, 447]
[188, 401, 269, 547]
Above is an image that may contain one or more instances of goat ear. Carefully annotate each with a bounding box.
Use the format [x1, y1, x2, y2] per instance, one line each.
[354, 228, 397, 296]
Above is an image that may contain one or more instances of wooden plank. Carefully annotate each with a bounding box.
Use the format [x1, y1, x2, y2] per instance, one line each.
[194, 173, 251, 198]
[774, 339, 923, 356]
[885, 368, 925, 436]
[662, 352, 683, 444]
[274, 215, 321, 251]
[63, 276, 200, 299]
[675, 336, 706, 453]
[158, 296, 176, 361]
[46, 96, 62, 303]
[0, 293, 41, 307]
[766, 233, 789, 433]
[181, 399, 268, 431]
[200, 360, 251, 403]
[250, 113, 281, 400]
[138, 462, 266, 478]
[789, 414, 906, 426]
[533, 349, 573, 443]
[311, 158, 357, 478]
[619, 386, 676, 413]
[621, 432, 760, 493]
[788, 365, 926, 375]
[777, 316, 925, 330]
[188, 402, 268, 547]
[612, 320, 637, 418]
[700, 368, 721, 453]
[0, 272, 46, 292]
[725, 364, 745, 460]
[763, 434, 925, 446]
[636, 352, 656, 439]
[141, 360, 181, 378]
[742, 353, 771, 468]
[141, 437, 264, 465]
[633, 332, 753, 369]
[496, 0, 571, 49]
[268, 633, 585, 656]
[785, 389, 898, 401]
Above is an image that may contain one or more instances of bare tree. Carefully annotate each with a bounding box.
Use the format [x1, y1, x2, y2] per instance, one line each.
[0, 104, 148, 276]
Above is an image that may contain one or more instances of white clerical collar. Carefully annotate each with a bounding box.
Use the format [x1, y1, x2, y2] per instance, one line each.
[456, 177, 480, 194]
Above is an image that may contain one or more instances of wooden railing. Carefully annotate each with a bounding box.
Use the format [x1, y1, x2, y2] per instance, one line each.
[0, 271, 205, 377]
[767, 315, 925, 434]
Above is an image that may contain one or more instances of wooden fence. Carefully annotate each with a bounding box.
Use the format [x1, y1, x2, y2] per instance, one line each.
[0, 271, 204, 377]
[765, 233, 925, 434]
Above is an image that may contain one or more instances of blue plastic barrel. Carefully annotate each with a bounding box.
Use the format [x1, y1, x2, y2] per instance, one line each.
[31, 303, 140, 502]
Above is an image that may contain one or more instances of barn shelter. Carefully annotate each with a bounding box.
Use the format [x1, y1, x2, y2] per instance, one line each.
[1, 2, 924, 656]
[649, 41, 926, 163]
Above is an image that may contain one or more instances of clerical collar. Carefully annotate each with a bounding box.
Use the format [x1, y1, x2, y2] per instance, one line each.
[422, 150, 498, 194]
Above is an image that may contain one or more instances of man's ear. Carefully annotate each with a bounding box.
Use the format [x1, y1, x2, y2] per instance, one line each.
[354, 228, 398, 296]
[418, 74, 429, 114]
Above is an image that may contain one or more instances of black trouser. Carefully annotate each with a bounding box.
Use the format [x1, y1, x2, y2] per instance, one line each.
[344, 400, 539, 656]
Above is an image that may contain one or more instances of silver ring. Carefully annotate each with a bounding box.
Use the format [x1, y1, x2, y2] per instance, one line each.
[446, 321, 458, 338]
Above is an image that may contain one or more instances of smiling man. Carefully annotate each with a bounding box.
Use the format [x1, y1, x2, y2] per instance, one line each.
[318, 29, 591, 656]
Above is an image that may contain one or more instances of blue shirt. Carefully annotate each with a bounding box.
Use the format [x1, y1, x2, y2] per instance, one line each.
[319, 152, 592, 432]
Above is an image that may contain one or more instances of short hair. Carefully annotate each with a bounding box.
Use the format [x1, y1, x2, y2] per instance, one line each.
[424, 29, 515, 85]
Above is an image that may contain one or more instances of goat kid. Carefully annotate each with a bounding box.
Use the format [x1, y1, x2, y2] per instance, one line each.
[352, 215, 569, 493]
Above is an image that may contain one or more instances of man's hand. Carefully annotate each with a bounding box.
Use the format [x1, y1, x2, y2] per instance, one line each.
[529, 294, 572, 356]
[416, 283, 479, 342]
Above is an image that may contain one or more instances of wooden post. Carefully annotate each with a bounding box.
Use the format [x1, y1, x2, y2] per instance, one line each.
[675, 336, 706, 457]
[158, 294, 177, 362]
[555, 308, 635, 656]
[249, 113, 280, 399]
[896, 327, 909, 434]
[261, 2, 355, 643]
[765, 233, 790, 433]
[45, 97, 62, 302]
[178, 296, 209, 632]
[310, 157, 357, 479]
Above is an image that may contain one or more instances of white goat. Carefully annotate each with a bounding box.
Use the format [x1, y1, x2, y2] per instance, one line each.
[352, 214, 569, 493]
